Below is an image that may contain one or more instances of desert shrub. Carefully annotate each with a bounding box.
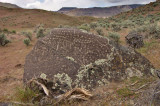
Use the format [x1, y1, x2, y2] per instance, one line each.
[58, 24, 63, 28]
[34, 24, 44, 33]
[12, 30, 16, 34]
[152, 2, 159, 7]
[36, 29, 45, 38]
[148, 24, 160, 39]
[136, 25, 148, 33]
[134, 24, 160, 39]
[14, 87, 38, 103]
[122, 20, 135, 28]
[108, 32, 120, 43]
[149, 24, 159, 33]
[62, 25, 72, 28]
[105, 24, 110, 30]
[117, 87, 134, 97]
[57, 25, 72, 28]
[0, 33, 10, 46]
[78, 24, 90, 32]
[23, 38, 30, 46]
[111, 23, 121, 32]
[98, 23, 106, 28]
[24, 32, 32, 41]
[135, 18, 145, 26]
[96, 28, 104, 36]
[90, 22, 98, 29]
[3, 28, 9, 33]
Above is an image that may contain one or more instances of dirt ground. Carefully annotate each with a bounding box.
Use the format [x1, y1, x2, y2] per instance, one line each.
[0, 34, 36, 102]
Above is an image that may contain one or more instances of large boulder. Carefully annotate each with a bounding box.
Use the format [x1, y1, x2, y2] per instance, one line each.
[125, 32, 144, 48]
[24, 28, 155, 93]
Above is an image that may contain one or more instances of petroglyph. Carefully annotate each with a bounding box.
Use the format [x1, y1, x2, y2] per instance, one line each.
[24, 28, 155, 93]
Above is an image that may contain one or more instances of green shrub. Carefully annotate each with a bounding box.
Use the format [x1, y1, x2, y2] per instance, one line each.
[23, 38, 30, 46]
[96, 28, 104, 36]
[111, 23, 121, 32]
[108, 32, 120, 43]
[12, 30, 16, 34]
[24, 32, 32, 41]
[3, 28, 9, 33]
[78, 24, 90, 32]
[136, 25, 148, 33]
[15, 87, 38, 103]
[122, 20, 135, 28]
[148, 24, 160, 39]
[34, 24, 44, 33]
[90, 22, 97, 29]
[36, 29, 45, 38]
[117, 87, 134, 97]
[58, 24, 63, 28]
[152, 2, 159, 7]
[0, 33, 10, 46]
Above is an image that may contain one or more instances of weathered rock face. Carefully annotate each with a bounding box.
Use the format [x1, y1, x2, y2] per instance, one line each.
[152, 81, 160, 106]
[24, 28, 154, 93]
[125, 32, 144, 49]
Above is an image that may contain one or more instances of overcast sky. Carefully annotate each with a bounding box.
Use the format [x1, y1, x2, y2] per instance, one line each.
[0, 0, 156, 11]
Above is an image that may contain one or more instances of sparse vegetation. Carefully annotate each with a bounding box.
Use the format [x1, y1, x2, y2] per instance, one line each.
[14, 87, 38, 103]
[111, 23, 121, 32]
[36, 29, 45, 38]
[12, 30, 16, 34]
[23, 38, 30, 46]
[3, 28, 9, 33]
[117, 87, 134, 97]
[90, 22, 98, 29]
[0, 33, 10, 46]
[23, 32, 32, 41]
[137, 40, 158, 53]
[78, 24, 90, 32]
[108, 32, 120, 43]
[96, 28, 104, 36]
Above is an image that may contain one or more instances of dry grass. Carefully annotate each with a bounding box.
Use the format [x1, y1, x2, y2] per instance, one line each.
[0, 7, 97, 31]
[0, 33, 36, 102]
[137, 39, 160, 68]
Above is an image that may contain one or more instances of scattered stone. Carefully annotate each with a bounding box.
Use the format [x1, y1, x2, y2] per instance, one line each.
[125, 32, 144, 48]
[15, 64, 22, 68]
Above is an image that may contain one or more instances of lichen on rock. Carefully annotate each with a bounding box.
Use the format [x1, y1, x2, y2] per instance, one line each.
[24, 28, 155, 94]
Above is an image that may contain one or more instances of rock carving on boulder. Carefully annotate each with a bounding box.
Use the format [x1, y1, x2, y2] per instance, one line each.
[24, 28, 155, 94]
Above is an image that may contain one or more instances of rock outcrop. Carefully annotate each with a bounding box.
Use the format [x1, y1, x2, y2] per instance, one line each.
[152, 81, 160, 106]
[24, 28, 154, 93]
[125, 32, 144, 49]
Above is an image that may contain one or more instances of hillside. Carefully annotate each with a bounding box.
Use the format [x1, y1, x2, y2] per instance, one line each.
[58, 4, 142, 18]
[58, 7, 77, 13]
[78, 0, 160, 68]
[0, 7, 97, 31]
[0, 0, 160, 105]
[116, 0, 160, 18]
[0, 2, 20, 8]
